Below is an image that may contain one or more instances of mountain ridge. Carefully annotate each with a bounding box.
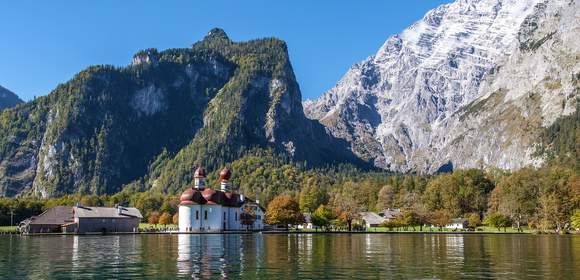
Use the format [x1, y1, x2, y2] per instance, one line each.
[304, 0, 578, 173]
[0, 29, 363, 198]
[0, 85, 23, 110]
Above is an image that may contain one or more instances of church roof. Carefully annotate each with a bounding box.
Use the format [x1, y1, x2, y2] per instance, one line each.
[180, 187, 244, 207]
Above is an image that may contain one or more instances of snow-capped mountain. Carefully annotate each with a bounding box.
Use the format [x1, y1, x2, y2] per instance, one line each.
[304, 0, 579, 173]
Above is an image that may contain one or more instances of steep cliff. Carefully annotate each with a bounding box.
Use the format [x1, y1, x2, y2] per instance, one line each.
[0, 29, 360, 197]
[305, 0, 578, 173]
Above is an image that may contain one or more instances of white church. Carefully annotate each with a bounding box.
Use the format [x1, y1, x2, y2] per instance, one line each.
[178, 166, 265, 232]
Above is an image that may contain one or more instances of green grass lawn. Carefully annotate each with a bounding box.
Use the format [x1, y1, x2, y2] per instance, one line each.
[365, 226, 532, 233]
[139, 223, 177, 229]
[0, 226, 17, 232]
[293, 226, 533, 233]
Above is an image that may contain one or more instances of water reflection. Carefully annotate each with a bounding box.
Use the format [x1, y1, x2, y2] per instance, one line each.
[0, 234, 578, 279]
[178, 234, 249, 279]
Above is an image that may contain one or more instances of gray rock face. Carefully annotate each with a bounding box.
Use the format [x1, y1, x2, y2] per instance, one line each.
[0, 85, 23, 110]
[304, 0, 578, 173]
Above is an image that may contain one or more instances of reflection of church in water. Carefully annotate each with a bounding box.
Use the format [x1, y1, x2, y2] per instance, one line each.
[177, 234, 264, 278]
[179, 167, 265, 232]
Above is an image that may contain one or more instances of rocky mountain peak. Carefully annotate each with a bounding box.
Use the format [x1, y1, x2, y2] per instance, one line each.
[304, 0, 577, 173]
[204, 28, 231, 42]
[0, 85, 23, 110]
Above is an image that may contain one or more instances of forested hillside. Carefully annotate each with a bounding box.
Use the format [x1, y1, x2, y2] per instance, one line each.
[0, 28, 362, 198]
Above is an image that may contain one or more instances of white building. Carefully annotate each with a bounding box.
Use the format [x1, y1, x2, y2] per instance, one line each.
[445, 218, 469, 229]
[178, 167, 265, 232]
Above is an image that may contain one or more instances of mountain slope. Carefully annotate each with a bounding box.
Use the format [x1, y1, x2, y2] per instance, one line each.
[0, 29, 361, 198]
[430, 0, 579, 172]
[0, 85, 23, 110]
[304, 0, 578, 173]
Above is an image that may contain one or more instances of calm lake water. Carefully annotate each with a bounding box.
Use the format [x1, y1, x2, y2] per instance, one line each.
[0, 233, 578, 279]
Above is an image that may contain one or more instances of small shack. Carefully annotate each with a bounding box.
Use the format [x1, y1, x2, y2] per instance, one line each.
[378, 208, 402, 221]
[71, 206, 143, 233]
[360, 212, 385, 228]
[18, 206, 74, 234]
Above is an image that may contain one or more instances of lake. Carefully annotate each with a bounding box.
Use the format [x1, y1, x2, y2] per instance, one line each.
[0, 233, 578, 279]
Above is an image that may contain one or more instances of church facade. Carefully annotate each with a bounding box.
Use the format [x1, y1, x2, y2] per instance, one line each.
[178, 167, 265, 232]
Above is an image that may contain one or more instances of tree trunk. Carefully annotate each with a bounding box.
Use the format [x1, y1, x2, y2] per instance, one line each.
[348, 220, 352, 231]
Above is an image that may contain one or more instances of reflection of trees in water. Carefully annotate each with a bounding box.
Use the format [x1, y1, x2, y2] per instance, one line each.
[1, 234, 578, 278]
[483, 235, 578, 279]
[174, 234, 579, 279]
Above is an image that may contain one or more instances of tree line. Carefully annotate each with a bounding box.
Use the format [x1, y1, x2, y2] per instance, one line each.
[0, 160, 578, 233]
[265, 166, 578, 233]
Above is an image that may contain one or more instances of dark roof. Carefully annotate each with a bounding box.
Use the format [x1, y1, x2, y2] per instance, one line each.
[360, 212, 385, 225]
[179, 187, 244, 207]
[29, 206, 74, 225]
[74, 206, 143, 219]
[379, 208, 402, 219]
[451, 218, 468, 224]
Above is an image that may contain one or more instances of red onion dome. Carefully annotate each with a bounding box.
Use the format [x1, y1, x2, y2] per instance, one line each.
[202, 189, 227, 205]
[180, 188, 207, 205]
[201, 188, 216, 202]
[180, 188, 195, 202]
[194, 166, 206, 178]
[219, 167, 231, 181]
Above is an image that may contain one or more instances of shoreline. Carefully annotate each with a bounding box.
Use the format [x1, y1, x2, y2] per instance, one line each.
[2, 230, 577, 236]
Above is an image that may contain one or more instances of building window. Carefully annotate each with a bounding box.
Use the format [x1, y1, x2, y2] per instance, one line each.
[102, 219, 106, 223]
[196, 210, 199, 220]
[204, 210, 208, 220]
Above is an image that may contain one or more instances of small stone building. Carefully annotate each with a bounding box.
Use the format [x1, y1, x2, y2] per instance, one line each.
[70, 206, 143, 233]
[20, 205, 143, 234]
[18, 206, 74, 234]
[360, 212, 385, 228]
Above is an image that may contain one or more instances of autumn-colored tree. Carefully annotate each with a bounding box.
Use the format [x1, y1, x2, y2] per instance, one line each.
[402, 209, 421, 231]
[571, 210, 580, 231]
[489, 168, 539, 232]
[423, 170, 494, 217]
[330, 193, 361, 231]
[159, 212, 172, 226]
[467, 212, 481, 229]
[160, 198, 180, 215]
[299, 183, 328, 213]
[537, 167, 577, 234]
[265, 195, 304, 228]
[484, 213, 512, 232]
[430, 209, 451, 231]
[310, 205, 334, 231]
[148, 211, 160, 225]
[80, 195, 103, 207]
[172, 213, 179, 225]
[376, 185, 395, 211]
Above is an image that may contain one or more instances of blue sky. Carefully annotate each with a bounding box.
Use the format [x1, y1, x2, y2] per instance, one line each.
[0, 0, 450, 101]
